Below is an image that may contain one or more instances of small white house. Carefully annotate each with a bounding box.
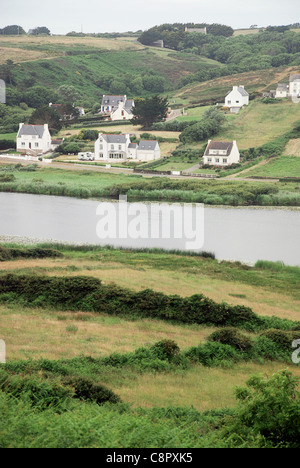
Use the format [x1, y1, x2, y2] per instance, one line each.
[17, 123, 52, 155]
[203, 140, 240, 166]
[275, 83, 289, 98]
[100, 95, 135, 120]
[94, 133, 160, 162]
[225, 86, 249, 112]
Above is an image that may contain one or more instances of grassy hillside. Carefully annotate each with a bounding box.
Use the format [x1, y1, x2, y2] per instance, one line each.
[0, 244, 300, 447]
[173, 66, 300, 106]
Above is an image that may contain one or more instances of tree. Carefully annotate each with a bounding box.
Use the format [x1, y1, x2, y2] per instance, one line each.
[29, 106, 62, 133]
[0, 25, 25, 35]
[57, 85, 81, 103]
[23, 86, 58, 108]
[31, 27, 51, 35]
[131, 96, 169, 129]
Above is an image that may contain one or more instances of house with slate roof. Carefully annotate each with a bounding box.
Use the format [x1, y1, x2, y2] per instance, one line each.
[17, 123, 53, 155]
[225, 86, 249, 113]
[101, 95, 135, 120]
[94, 133, 160, 162]
[203, 140, 240, 166]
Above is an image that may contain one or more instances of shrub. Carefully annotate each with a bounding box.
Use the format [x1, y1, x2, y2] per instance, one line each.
[151, 340, 180, 361]
[260, 329, 300, 351]
[0, 173, 16, 182]
[62, 376, 120, 405]
[207, 328, 253, 352]
[234, 370, 300, 447]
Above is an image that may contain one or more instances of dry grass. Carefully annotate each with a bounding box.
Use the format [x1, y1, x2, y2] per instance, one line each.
[0, 47, 53, 64]
[115, 362, 300, 411]
[0, 303, 214, 361]
[284, 139, 300, 156]
[0, 257, 299, 320]
[0, 35, 143, 52]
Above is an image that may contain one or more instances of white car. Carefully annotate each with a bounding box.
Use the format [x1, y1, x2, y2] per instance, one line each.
[78, 152, 94, 161]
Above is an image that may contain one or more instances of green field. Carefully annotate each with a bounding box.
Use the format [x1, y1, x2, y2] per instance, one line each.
[239, 156, 300, 178]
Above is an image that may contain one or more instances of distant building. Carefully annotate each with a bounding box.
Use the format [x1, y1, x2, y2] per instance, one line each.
[151, 40, 164, 48]
[101, 95, 135, 120]
[289, 73, 300, 98]
[225, 85, 249, 112]
[203, 140, 240, 166]
[274, 72, 300, 99]
[17, 123, 53, 155]
[94, 133, 160, 162]
[185, 27, 207, 34]
[275, 83, 289, 98]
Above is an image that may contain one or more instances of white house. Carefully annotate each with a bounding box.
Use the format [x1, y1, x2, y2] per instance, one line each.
[100, 95, 135, 120]
[225, 86, 249, 112]
[94, 133, 161, 162]
[17, 123, 52, 155]
[203, 140, 240, 166]
[275, 83, 289, 98]
[289, 73, 300, 98]
[274, 72, 300, 99]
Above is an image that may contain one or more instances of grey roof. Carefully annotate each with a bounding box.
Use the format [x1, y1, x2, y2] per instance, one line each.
[17, 125, 45, 138]
[226, 86, 249, 97]
[276, 83, 289, 90]
[138, 140, 158, 151]
[124, 99, 134, 111]
[101, 95, 125, 106]
[290, 73, 300, 82]
[102, 134, 127, 144]
[204, 141, 233, 156]
[128, 143, 138, 148]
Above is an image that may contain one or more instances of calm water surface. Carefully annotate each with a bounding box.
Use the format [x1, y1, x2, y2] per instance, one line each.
[0, 192, 299, 266]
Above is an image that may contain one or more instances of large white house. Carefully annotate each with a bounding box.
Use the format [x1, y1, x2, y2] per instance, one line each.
[94, 133, 160, 162]
[203, 140, 240, 166]
[101, 95, 135, 121]
[17, 123, 52, 155]
[225, 86, 249, 112]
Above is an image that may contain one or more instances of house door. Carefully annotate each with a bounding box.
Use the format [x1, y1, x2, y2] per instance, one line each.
[29, 143, 31, 149]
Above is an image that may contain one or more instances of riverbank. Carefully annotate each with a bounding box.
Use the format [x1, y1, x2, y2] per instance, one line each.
[0, 163, 300, 207]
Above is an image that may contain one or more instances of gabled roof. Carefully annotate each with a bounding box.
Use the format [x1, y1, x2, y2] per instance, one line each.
[101, 134, 128, 144]
[124, 99, 134, 111]
[138, 140, 158, 151]
[276, 83, 289, 90]
[17, 124, 46, 138]
[101, 95, 126, 106]
[204, 141, 234, 156]
[226, 86, 249, 97]
[128, 143, 138, 148]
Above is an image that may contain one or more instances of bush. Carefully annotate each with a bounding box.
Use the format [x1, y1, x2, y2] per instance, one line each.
[151, 340, 180, 361]
[234, 370, 300, 447]
[207, 328, 253, 352]
[0, 173, 16, 182]
[62, 376, 120, 405]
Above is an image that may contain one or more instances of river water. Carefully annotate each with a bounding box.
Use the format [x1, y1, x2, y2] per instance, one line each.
[0, 192, 299, 266]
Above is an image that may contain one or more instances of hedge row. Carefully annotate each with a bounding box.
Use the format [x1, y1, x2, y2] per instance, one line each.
[0, 274, 263, 329]
[0, 246, 63, 262]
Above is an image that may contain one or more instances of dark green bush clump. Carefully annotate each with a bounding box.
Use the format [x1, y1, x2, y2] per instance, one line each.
[0, 274, 262, 329]
[0, 246, 63, 262]
[207, 328, 254, 352]
[62, 376, 120, 405]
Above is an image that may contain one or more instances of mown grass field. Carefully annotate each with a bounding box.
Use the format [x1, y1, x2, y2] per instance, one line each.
[239, 156, 300, 178]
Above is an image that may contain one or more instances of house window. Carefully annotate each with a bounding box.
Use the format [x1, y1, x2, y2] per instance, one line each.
[100, 144, 103, 150]
[35, 143, 39, 148]
[223, 158, 227, 163]
[207, 158, 212, 163]
[99, 153, 103, 158]
[21, 142, 25, 147]
[215, 158, 219, 163]
[228, 100, 231, 104]
[118, 145, 121, 150]
[111, 145, 114, 150]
